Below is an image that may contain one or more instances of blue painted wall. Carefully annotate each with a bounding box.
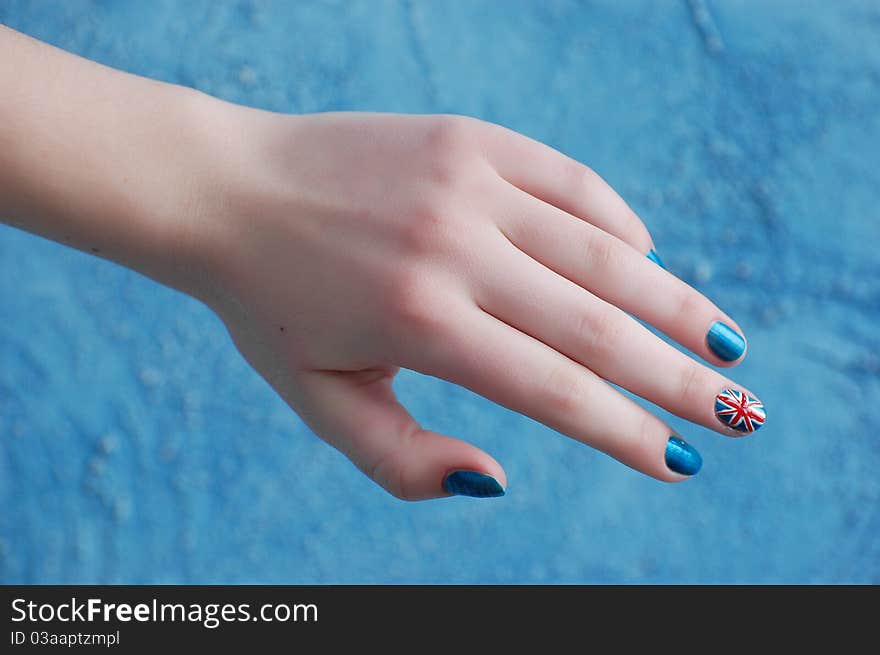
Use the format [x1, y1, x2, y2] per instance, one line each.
[1, 0, 878, 583]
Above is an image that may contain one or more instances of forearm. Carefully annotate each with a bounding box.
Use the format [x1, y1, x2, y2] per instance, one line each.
[0, 24, 226, 296]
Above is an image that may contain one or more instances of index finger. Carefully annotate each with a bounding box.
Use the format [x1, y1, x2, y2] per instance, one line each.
[481, 121, 656, 258]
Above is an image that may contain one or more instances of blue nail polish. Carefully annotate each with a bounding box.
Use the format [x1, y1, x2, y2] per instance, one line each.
[647, 248, 666, 269]
[706, 321, 746, 362]
[665, 436, 702, 476]
[443, 471, 505, 498]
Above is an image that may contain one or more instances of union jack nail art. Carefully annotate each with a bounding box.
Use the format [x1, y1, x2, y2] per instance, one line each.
[715, 388, 766, 434]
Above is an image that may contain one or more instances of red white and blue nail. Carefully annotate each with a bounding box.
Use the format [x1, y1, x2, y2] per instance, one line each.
[715, 388, 766, 434]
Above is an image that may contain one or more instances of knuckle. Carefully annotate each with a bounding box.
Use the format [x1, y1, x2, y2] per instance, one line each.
[420, 117, 483, 193]
[384, 267, 448, 338]
[574, 307, 622, 360]
[674, 291, 706, 324]
[369, 450, 411, 501]
[424, 114, 477, 159]
[400, 199, 458, 257]
[583, 231, 617, 270]
[570, 161, 599, 191]
[678, 364, 714, 405]
[367, 428, 421, 502]
[425, 158, 459, 190]
[540, 365, 588, 415]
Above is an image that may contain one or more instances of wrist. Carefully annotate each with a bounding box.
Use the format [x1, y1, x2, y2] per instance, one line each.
[139, 86, 242, 302]
[175, 97, 307, 311]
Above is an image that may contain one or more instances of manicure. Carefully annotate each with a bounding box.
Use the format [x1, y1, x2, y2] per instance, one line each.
[665, 436, 702, 476]
[443, 470, 505, 498]
[647, 248, 666, 269]
[715, 388, 766, 434]
[706, 321, 746, 362]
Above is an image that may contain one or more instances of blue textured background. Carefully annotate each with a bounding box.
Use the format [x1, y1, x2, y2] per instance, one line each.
[1, 0, 878, 583]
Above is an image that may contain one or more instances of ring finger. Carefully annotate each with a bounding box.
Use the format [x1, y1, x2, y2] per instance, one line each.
[420, 306, 701, 481]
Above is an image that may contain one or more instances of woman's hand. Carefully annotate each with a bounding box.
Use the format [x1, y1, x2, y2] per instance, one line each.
[190, 108, 765, 500]
[0, 24, 763, 500]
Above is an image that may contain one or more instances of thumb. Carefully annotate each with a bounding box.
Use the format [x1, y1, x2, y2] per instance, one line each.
[295, 369, 506, 501]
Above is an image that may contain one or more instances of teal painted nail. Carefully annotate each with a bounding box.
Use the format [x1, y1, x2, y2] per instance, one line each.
[665, 436, 702, 476]
[443, 471, 505, 498]
[707, 321, 746, 362]
[647, 249, 666, 269]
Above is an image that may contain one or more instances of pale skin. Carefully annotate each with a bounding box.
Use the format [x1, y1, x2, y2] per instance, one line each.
[0, 25, 762, 500]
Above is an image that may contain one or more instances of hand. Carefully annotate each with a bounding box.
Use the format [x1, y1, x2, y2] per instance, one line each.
[190, 109, 765, 501]
[0, 26, 766, 502]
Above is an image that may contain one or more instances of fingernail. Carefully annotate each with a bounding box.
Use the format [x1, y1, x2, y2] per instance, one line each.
[647, 248, 666, 269]
[706, 321, 746, 361]
[665, 436, 702, 476]
[443, 471, 505, 498]
[715, 388, 766, 434]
